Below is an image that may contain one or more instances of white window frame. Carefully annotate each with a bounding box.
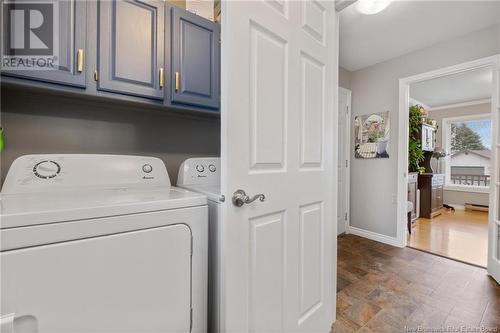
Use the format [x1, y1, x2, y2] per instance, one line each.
[442, 113, 492, 193]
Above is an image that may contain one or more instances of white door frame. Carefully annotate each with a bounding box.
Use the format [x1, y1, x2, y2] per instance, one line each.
[397, 55, 500, 275]
[338, 87, 351, 234]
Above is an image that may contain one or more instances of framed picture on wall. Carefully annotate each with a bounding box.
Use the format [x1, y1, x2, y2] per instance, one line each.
[354, 111, 390, 159]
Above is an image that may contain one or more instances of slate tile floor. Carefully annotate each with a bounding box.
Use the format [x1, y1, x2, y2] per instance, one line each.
[331, 234, 500, 333]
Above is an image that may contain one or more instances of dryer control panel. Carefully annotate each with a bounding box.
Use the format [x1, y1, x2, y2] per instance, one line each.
[2, 154, 171, 194]
[177, 157, 220, 186]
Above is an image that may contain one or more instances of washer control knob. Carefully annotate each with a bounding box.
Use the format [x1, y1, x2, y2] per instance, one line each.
[196, 164, 205, 173]
[142, 164, 153, 173]
[208, 164, 216, 172]
[33, 160, 61, 179]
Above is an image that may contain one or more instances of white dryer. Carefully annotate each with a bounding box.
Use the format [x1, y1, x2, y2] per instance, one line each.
[177, 157, 222, 333]
[0, 154, 208, 333]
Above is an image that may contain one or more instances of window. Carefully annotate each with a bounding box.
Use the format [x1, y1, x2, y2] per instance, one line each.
[443, 114, 492, 190]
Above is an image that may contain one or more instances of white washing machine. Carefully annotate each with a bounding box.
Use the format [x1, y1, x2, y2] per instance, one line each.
[0, 154, 208, 333]
[177, 157, 222, 333]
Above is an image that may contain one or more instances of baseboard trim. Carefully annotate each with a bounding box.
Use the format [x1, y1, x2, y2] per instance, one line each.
[347, 226, 403, 247]
[449, 204, 465, 210]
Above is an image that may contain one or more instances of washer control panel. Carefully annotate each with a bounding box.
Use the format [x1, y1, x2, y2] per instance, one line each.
[177, 157, 220, 186]
[2, 154, 171, 194]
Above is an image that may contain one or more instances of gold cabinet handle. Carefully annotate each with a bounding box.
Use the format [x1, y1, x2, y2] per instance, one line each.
[159, 68, 165, 88]
[175, 71, 180, 92]
[77, 49, 84, 73]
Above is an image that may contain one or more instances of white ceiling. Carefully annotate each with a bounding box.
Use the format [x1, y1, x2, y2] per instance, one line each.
[410, 67, 492, 108]
[339, 1, 500, 71]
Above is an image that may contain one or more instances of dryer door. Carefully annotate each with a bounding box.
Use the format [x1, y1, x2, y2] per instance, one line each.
[1, 224, 192, 332]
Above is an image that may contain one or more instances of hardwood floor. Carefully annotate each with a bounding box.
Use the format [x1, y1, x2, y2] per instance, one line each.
[407, 209, 488, 267]
[331, 234, 500, 333]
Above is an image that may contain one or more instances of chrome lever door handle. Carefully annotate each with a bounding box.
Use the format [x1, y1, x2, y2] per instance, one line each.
[245, 193, 266, 204]
[232, 189, 266, 207]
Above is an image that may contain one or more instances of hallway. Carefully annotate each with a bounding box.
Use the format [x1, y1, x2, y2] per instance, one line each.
[331, 235, 499, 332]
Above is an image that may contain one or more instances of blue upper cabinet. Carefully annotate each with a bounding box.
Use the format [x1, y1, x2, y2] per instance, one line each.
[98, 0, 165, 100]
[169, 7, 220, 110]
[1, 0, 87, 88]
[2, 2, 221, 113]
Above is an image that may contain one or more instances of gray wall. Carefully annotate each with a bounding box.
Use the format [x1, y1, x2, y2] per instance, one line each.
[339, 66, 352, 90]
[428, 102, 491, 207]
[1, 87, 220, 185]
[349, 24, 500, 238]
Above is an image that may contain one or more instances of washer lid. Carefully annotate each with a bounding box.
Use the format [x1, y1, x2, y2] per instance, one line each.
[178, 184, 223, 203]
[0, 186, 206, 229]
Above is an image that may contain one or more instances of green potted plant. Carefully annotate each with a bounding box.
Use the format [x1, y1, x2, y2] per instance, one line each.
[408, 105, 425, 172]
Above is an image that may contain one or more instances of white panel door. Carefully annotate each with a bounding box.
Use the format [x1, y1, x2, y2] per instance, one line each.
[488, 59, 500, 284]
[220, 1, 338, 332]
[337, 88, 351, 235]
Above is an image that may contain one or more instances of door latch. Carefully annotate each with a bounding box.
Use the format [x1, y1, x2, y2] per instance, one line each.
[232, 189, 265, 207]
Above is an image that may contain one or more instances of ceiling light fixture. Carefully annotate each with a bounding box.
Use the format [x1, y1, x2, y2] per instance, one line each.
[356, 0, 393, 15]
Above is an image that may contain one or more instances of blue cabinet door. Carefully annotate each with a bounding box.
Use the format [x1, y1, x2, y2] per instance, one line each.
[98, 0, 164, 100]
[1, 0, 87, 87]
[170, 7, 220, 109]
